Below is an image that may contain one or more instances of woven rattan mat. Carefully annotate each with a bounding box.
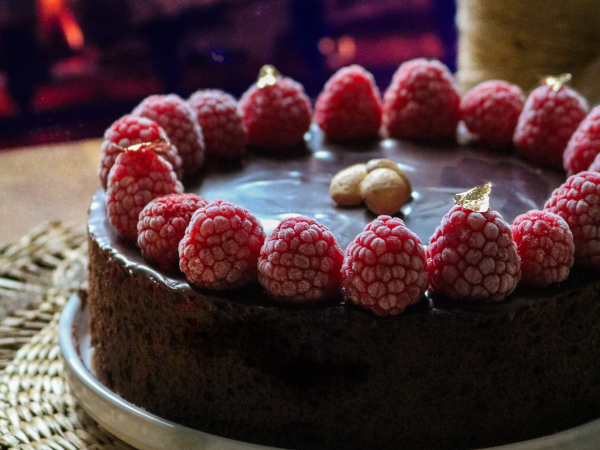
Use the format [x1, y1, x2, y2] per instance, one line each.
[0, 222, 133, 450]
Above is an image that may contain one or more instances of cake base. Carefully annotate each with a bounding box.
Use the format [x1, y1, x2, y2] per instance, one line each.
[88, 232, 600, 450]
[62, 293, 600, 450]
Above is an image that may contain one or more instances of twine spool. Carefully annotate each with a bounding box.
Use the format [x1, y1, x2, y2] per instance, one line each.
[457, 0, 600, 104]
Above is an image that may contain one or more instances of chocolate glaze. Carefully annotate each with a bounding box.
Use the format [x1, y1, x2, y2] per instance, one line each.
[88, 125, 596, 316]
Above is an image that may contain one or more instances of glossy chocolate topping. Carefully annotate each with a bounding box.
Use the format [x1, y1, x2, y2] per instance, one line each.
[89, 126, 586, 314]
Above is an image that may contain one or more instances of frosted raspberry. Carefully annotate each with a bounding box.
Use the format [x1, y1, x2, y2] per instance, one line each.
[137, 194, 207, 270]
[238, 67, 312, 150]
[314, 65, 383, 141]
[187, 89, 246, 160]
[514, 83, 588, 168]
[133, 94, 205, 176]
[99, 115, 182, 189]
[342, 216, 427, 315]
[179, 200, 265, 290]
[258, 217, 343, 303]
[426, 206, 521, 302]
[511, 210, 574, 286]
[460, 80, 525, 147]
[106, 146, 183, 240]
[383, 58, 460, 141]
[544, 171, 600, 268]
[563, 106, 600, 175]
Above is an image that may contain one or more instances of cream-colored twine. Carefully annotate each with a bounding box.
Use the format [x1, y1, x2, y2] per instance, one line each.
[456, 0, 600, 104]
[0, 223, 132, 450]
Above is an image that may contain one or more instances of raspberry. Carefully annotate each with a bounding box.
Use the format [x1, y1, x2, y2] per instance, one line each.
[460, 80, 525, 147]
[563, 106, 600, 175]
[514, 83, 588, 168]
[179, 200, 265, 289]
[98, 115, 182, 189]
[238, 66, 312, 150]
[258, 217, 343, 303]
[133, 94, 205, 176]
[511, 210, 574, 286]
[187, 89, 246, 160]
[342, 216, 428, 315]
[137, 194, 207, 270]
[544, 171, 600, 268]
[426, 206, 521, 302]
[106, 145, 183, 240]
[383, 58, 460, 141]
[314, 65, 383, 141]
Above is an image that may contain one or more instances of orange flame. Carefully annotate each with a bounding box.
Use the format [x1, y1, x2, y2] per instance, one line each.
[38, 0, 84, 51]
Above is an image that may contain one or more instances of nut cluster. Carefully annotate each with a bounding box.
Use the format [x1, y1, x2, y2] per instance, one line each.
[329, 158, 412, 215]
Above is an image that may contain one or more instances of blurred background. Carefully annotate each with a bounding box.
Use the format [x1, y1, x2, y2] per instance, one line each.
[0, 0, 456, 149]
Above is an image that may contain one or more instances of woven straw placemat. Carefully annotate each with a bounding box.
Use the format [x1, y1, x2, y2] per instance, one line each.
[0, 222, 133, 450]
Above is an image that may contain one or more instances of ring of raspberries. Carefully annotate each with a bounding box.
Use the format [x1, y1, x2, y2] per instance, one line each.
[97, 59, 600, 314]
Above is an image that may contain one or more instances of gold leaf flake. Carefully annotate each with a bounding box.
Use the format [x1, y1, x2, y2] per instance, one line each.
[453, 182, 492, 212]
[126, 142, 145, 151]
[543, 73, 572, 92]
[125, 139, 168, 153]
[257, 65, 279, 88]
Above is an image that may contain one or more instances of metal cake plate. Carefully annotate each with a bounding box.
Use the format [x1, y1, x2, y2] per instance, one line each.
[59, 293, 600, 450]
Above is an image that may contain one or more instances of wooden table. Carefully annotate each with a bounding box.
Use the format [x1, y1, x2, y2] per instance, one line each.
[0, 138, 103, 244]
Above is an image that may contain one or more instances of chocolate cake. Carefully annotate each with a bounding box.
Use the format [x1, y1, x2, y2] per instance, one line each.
[87, 128, 600, 450]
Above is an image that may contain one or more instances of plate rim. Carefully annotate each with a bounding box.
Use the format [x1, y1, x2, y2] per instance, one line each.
[59, 293, 600, 450]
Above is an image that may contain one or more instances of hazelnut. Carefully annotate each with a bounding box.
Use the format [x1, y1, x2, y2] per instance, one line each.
[329, 163, 367, 206]
[366, 158, 412, 193]
[360, 168, 411, 215]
